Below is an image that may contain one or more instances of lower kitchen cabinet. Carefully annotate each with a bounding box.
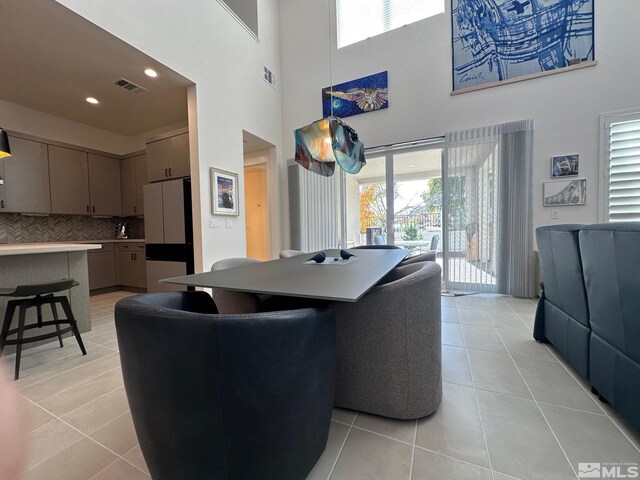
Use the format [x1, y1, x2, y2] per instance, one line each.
[88, 244, 116, 290]
[115, 243, 146, 289]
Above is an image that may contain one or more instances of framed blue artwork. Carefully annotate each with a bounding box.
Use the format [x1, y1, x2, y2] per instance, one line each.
[322, 71, 388, 118]
[451, 0, 595, 92]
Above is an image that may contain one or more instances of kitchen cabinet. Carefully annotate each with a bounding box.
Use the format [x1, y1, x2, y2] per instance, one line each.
[146, 132, 190, 182]
[143, 179, 186, 244]
[0, 136, 51, 214]
[146, 260, 187, 293]
[88, 154, 122, 216]
[88, 244, 116, 290]
[121, 153, 147, 217]
[49, 145, 90, 215]
[116, 243, 147, 288]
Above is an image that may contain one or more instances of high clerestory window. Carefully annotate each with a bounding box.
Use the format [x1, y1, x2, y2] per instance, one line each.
[336, 0, 444, 49]
[601, 110, 640, 222]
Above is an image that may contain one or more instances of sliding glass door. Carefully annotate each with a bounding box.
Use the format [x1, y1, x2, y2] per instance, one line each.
[343, 140, 444, 262]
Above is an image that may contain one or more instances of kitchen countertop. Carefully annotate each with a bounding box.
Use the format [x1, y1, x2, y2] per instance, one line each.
[63, 239, 146, 244]
[0, 242, 103, 257]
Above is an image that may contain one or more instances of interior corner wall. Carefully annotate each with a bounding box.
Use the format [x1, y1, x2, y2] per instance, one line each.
[279, 0, 640, 247]
[56, 0, 284, 270]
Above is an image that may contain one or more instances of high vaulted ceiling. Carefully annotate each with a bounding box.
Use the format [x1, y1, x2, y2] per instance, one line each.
[0, 0, 191, 136]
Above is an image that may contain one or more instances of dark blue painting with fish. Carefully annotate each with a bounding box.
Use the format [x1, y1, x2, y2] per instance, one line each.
[322, 71, 388, 118]
[451, 0, 594, 90]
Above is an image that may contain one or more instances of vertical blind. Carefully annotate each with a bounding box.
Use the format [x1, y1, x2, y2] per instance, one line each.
[607, 117, 640, 222]
[336, 0, 444, 48]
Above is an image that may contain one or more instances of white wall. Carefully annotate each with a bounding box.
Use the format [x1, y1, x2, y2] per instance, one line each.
[279, 0, 640, 245]
[57, 0, 283, 270]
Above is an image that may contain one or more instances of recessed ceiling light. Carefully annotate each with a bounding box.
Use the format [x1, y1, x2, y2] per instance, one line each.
[144, 68, 158, 78]
[408, 164, 416, 168]
[86, 97, 99, 104]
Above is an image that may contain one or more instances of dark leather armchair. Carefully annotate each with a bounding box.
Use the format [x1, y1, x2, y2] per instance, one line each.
[115, 291, 336, 480]
[534, 224, 590, 378]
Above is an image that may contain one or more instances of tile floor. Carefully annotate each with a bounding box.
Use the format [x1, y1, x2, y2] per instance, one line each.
[3, 291, 640, 480]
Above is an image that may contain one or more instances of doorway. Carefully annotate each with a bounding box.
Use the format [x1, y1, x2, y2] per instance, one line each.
[242, 130, 273, 260]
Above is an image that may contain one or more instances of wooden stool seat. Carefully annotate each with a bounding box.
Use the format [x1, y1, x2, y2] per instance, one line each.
[0, 278, 86, 380]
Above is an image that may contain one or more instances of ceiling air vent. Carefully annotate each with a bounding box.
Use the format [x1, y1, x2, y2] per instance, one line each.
[114, 78, 148, 94]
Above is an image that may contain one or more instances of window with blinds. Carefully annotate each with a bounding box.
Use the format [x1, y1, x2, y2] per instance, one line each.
[604, 113, 640, 222]
[336, 0, 444, 49]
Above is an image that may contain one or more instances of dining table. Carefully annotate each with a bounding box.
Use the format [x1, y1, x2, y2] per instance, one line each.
[160, 248, 409, 302]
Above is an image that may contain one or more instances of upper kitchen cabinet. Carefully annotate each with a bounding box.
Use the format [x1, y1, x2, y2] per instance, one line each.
[0, 136, 51, 214]
[49, 145, 91, 215]
[88, 154, 122, 216]
[121, 153, 147, 217]
[146, 130, 190, 182]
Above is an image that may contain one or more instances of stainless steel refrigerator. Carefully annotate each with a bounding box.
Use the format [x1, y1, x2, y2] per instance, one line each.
[143, 178, 194, 292]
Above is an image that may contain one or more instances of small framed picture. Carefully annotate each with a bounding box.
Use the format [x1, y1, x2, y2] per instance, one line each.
[210, 168, 239, 216]
[543, 179, 587, 207]
[551, 154, 579, 178]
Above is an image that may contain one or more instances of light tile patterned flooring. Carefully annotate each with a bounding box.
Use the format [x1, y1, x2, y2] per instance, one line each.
[3, 292, 640, 479]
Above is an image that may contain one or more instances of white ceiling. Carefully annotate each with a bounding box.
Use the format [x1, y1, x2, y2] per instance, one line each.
[0, 0, 191, 136]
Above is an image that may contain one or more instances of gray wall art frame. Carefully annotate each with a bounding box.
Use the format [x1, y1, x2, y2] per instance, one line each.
[551, 154, 580, 178]
[543, 179, 587, 207]
[211, 167, 239, 216]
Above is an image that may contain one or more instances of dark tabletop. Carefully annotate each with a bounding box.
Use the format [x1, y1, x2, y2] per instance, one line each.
[160, 248, 409, 302]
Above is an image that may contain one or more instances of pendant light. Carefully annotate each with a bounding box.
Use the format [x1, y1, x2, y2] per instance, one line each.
[0, 128, 11, 158]
[293, 0, 366, 177]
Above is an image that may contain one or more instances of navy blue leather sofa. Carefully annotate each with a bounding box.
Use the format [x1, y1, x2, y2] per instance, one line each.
[535, 223, 640, 433]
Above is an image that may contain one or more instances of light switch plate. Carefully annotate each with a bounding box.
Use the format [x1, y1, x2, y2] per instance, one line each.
[209, 218, 220, 228]
[552, 209, 560, 219]
[226, 219, 233, 228]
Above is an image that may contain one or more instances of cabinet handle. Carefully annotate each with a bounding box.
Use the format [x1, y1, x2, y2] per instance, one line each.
[164, 168, 168, 177]
[86, 205, 89, 213]
[92, 206, 96, 213]
[168, 168, 172, 176]
[0, 200, 3, 209]
[133, 205, 137, 214]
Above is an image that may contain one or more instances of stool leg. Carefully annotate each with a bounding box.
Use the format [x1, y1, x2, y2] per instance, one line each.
[50, 302, 64, 348]
[14, 304, 27, 380]
[58, 297, 86, 356]
[0, 300, 17, 355]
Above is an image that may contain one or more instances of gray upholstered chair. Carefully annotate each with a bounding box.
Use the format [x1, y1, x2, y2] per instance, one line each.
[429, 233, 440, 251]
[401, 250, 436, 265]
[211, 257, 263, 314]
[279, 250, 305, 258]
[331, 261, 442, 419]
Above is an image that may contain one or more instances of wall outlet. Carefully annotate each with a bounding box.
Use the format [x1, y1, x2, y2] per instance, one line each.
[226, 219, 233, 228]
[551, 209, 560, 220]
[209, 218, 220, 228]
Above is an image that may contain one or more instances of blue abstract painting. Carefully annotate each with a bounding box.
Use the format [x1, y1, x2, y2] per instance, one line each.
[322, 71, 388, 118]
[451, 0, 594, 91]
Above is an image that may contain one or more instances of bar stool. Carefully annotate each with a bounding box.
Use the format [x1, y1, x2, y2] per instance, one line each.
[0, 279, 87, 380]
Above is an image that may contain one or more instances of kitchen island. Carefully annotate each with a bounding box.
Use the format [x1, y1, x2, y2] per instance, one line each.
[0, 243, 101, 353]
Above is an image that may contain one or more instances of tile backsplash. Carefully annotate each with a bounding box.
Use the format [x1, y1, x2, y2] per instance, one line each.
[0, 214, 144, 243]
